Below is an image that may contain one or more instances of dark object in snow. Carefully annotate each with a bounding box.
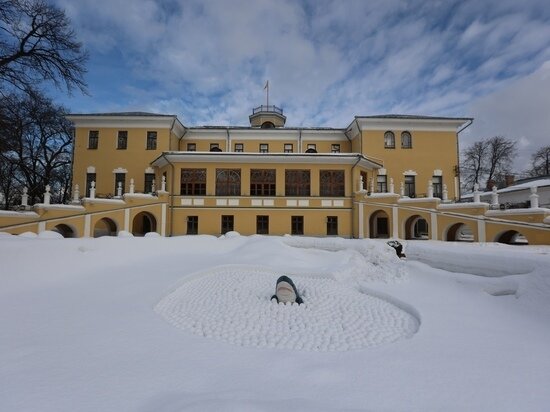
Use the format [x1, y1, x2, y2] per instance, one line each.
[387, 240, 406, 258]
[271, 275, 303, 304]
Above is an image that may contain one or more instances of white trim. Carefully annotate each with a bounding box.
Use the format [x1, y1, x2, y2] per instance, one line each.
[145, 167, 155, 174]
[358, 202, 364, 239]
[430, 212, 438, 240]
[263, 199, 274, 206]
[161, 204, 167, 236]
[124, 209, 130, 231]
[86, 166, 96, 173]
[38, 221, 46, 233]
[433, 169, 443, 176]
[392, 206, 399, 238]
[477, 219, 486, 242]
[67, 115, 179, 130]
[193, 199, 204, 206]
[378, 168, 387, 175]
[113, 167, 128, 174]
[353, 117, 470, 133]
[333, 200, 344, 207]
[84, 214, 91, 237]
[403, 169, 417, 176]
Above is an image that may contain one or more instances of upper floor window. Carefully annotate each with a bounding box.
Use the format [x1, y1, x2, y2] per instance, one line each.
[114, 172, 126, 194]
[88, 131, 99, 149]
[384, 131, 395, 148]
[86, 172, 96, 197]
[377, 175, 387, 192]
[405, 175, 415, 197]
[401, 131, 412, 148]
[216, 169, 241, 196]
[331, 144, 341, 153]
[285, 170, 310, 196]
[250, 169, 276, 196]
[187, 143, 196, 151]
[117, 131, 127, 150]
[234, 143, 244, 152]
[320, 170, 345, 197]
[210, 143, 222, 152]
[284, 143, 293, 153]
[259, 143, 269, 153]
[180, 168, 206, 195]
[144, 173, 155, 193]
[146, 131, 157, 150]
[305, 144, 317, 153]
[432, 176, 442, 198]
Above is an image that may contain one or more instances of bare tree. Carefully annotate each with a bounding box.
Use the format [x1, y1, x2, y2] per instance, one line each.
[0, 0, 88, 94]
[528, 146, 550, 177]
[461, 136, 517, 192]
[0, 90, 73, 206]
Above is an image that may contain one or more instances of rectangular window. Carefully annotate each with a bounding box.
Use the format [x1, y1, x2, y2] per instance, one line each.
[320, 170, 345, 196]
[187, 216, 198, 235]
[216, 169, 241, 196]
[284, 143, 293, 153]
[187, 143, 196, 151]
[210, 143, 220, 151]
[146, 131, 157, 150]
[88, 131, 99, 149]
[180, 168, 206, 195]
[433, 176, 442, 198]
[291, 216, 304, 235]
[361, 171, 368, 191]
[256, 216, 269, 235]
[306, 144, 317, 152]
[234, 143, 244, 152]
[117, 131, 127, 149]
[86, 173, 96, 197]
[114, 173, 125, 195]
[405, 175, 415, 197]
[221, 215, 234, 234]
[327, 216, 338, 236]
[331, 144, 340, 153]
[285, 170, 310, 196]
[250, 169, 276, 196]
[259, 143, 269, 153]
[377, 175, 387, 193]
[144, 173, 155, 193]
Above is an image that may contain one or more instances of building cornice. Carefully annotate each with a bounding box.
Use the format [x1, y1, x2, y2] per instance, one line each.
[346, 116, 473, 135]
[66, 114, 186, 132]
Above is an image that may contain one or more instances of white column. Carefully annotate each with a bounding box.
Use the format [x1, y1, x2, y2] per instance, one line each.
[116, 182, 122, 197]
[392, 206, 399, 238]
[124, 208, 130, 232]
[21, 187, 28, 207]
[89, 181, 96, 199]
[490, 186, 499, 207]
[473, 183, 481, 203]
[73, 184, 80, 202]
[530, 187, 539, 208]
[43, 185, 51, 205]
[477, 219, 486, 242]
[358, 202, 364, 239]
[161, 175, 166, 192]
[38, 221, 46, 233]
[389, 178, 394, 194]
[430, 212, 438, 240]
[161, 204, 167, 236]
[84, 214, 91, 237]
[400, 181, 405, 197]
[427, 179, 434, 198]
[442, 184, 448, 202]
[129, 178, 135, 194]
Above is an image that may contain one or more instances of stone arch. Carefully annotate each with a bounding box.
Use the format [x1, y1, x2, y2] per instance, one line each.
[94, 217, 118, 237]
[369, 209, 390, 238]
[495, 230, 529, 245]
[404, 215, 429, 240]
[52, 223, 77, 238]
[445, 222, 474, 242]
[132, 211, 157, 236]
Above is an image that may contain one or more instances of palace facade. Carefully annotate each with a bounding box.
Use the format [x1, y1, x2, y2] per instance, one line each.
[1, 106, 549, 244]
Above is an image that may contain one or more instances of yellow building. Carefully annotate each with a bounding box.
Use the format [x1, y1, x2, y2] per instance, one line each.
[1, 105, 549, 244]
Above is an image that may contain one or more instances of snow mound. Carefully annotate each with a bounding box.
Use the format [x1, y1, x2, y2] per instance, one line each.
[155, 266, 419, 351]
[38, 230, 63, 239]
[0, 232, 13, 237]
[144, 232, 161, 238]
[19, 231, 37, 238]
[223, 231, 241, 238]
[117, 231, 134, 237]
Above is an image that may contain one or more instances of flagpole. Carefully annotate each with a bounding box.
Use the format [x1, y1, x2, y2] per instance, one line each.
[266, 80, 269, 109]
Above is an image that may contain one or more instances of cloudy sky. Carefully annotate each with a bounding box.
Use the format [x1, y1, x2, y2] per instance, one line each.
[51, 0, 550, 172]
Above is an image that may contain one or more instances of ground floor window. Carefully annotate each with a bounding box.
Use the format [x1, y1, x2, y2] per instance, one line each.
[327, 216, 338, 236]
[256, 215, 269, 234]
[291, 216, 304, 235]
[221, 215, 234, 234]
[187, 216, 198, 235]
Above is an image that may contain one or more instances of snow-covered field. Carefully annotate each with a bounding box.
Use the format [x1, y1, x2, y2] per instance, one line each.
[1, 232, 550, 411]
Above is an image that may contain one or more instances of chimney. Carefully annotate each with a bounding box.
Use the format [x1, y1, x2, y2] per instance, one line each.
[505, 174, 515, 187]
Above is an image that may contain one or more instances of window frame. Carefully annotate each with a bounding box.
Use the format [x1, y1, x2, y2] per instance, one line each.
[144, 173, 155, 193]
[187, 143, 196, 152]
[404, 175, 416, 197]
[401, 131, 412, 149]
[221, 215, 234, 234]
[285, 169, 311, 196]
[187, 216, 198, 235]
[216, 169, 241, 196]
[210, 143, 221, 152]
[284, 143, 293, 153]
[180, 168, 206, 196]
[146, 131, 157, 150]
[86, 173, 96, 197]
[114, 172, 126, 195]
[256, 215, 269, 235]
[234, 143, 244, 152]
[117, 131, 127, 150]
[327, 216, 338, 236]
[291, 216, 304, 235]
[377, 175, 388, 193]
[319, 170, 345, 197]
[331, 144, 341, 153]
[432, 176, 443, 198]
[384, 131, 395, 149]
[259, 143, 269, 153]
[250, 169, 276, 196]
[88, 130, 99, 149]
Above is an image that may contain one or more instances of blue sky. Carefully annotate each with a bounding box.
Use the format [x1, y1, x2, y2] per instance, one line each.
[51, 0, 550, 171]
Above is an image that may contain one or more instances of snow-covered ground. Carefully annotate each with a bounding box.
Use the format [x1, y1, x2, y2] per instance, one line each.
[1, 233, 549, 411]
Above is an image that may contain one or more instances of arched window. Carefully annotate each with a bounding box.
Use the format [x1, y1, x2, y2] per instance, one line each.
[401, 131, 412, 148]
[216, 169, 241, 196]
[384, 131, 395, 148]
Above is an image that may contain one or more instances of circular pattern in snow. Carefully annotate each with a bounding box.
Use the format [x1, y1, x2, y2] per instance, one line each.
[155, 266, 419, 351]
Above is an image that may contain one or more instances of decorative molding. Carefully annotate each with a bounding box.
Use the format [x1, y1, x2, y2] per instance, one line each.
[86, 166, 96, 173]
[433, 169, 443, 176]
[403, 169, 417, 176]
[113, 167, 128, 173]
[145, 167, 155, 174]
[378, 168, 387, 175]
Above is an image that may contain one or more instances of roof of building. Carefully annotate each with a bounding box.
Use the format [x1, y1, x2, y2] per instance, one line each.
[68, 112, 176, 117]
[355, 114, 474, 121]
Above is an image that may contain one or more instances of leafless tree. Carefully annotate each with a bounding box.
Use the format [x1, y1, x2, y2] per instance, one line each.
[528, 146, 550, 177]
[0, 0, 88, 94]
[0, 91, 73, 207]
[461, 136, 517, 192]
